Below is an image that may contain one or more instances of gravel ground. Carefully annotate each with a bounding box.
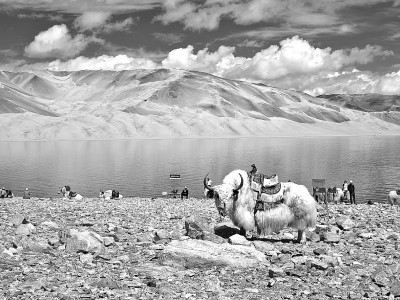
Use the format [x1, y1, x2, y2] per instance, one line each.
[0, 197, 399, 300]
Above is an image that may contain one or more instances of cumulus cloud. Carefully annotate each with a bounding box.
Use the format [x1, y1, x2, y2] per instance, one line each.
[162, 36, 393, 81]
[74, 11, 111, 31]
[162, 45, 243, 74]
[24, 24, 103, 58]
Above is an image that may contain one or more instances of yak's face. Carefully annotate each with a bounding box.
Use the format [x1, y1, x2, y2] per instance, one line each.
[204, 173, 243, 217]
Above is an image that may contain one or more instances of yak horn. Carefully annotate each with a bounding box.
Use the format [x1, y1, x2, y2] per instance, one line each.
[204, 173, 214, 191]
[233, 173, 244, 192]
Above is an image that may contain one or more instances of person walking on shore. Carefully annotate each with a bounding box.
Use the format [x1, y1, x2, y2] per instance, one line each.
[23, 188, 30, 199]
[348, 180, 356, 204]
[342, 181, 349, 201]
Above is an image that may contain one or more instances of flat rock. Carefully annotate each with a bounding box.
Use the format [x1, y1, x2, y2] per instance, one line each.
[15, 223, 36, 236]
[162, 239, 266, 268]
[228, 234, 252, 246]
[65, 230, 104, 254]
[336, 216, 355, 230]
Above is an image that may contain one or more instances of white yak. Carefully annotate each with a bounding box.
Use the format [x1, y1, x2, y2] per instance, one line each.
[204, 169, 317, 243]
[388, 190, 400, 206]
[59, 186, 84, 200]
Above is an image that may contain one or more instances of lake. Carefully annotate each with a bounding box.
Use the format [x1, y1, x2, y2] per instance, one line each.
[0, 136, 399, 203]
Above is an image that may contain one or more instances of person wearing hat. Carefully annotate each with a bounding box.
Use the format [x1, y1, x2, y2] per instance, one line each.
[348, 180, 356, 204]
[181, 186, 189, 199]
[23, 188, 31, 199]
[249, 164, 257, 176]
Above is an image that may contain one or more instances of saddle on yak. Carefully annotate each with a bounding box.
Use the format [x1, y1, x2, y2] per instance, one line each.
[249, 172, 284, 214]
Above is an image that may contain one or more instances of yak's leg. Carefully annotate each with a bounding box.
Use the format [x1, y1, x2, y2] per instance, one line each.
[296, 230, 306, 243]
[239, 227, 246, 237]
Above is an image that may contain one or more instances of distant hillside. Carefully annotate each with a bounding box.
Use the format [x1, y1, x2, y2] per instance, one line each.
[317, 93, 400, 126]
[1, 69, 400, 141]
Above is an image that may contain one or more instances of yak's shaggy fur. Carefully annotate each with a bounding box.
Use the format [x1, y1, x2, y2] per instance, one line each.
[210, 169, 317, 242]
[388, 191, 400, 206]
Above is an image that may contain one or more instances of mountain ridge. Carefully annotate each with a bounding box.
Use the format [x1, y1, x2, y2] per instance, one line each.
[1, 69, 400, 141]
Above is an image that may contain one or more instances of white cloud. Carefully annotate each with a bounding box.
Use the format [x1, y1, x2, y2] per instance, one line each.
[74, 11, 111, 31]
[162, 45, 240, 74]
[47, 54, 157, 71]
[155, 0, 393, 31]
[1, 0, 161, 13]
[24, 24, 103, 58]
[102, 17, 135, 33]
[162, 36, 392, 81]
[74, 12, 134, 33]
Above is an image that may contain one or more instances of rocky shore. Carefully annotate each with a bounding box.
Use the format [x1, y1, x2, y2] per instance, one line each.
[0, 197, 399, 300]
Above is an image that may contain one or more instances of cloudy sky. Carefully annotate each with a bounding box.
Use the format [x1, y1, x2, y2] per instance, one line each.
[1, 0, 400, 95]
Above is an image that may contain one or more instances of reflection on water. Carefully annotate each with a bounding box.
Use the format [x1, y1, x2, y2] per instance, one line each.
[0, 136, 399, 203]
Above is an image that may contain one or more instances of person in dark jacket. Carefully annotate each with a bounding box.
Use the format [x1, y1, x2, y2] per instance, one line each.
[348, 180, 356, 204]
[181, 186, 189, 199]
[249, 164, 257, 176]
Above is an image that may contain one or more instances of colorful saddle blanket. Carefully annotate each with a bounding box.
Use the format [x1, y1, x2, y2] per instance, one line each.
[250, 172, 282, 205]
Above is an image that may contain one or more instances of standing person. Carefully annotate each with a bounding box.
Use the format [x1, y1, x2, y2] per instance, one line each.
[23, 188, 31, 199]
[249, 164, 257, 176]
[181, 186, 189, 199]
[342, 181, 349, 201]
[0, 187, 6, 198]
[204, 178, 213, 198]
[348, 180, 356, 204]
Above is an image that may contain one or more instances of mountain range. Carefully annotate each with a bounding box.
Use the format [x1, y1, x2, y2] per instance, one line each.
[1, 69, 400, 141]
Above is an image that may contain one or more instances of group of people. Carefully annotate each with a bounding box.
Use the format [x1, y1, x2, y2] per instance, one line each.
[342, 180, 356, 204]
[0, 187, 30, 199]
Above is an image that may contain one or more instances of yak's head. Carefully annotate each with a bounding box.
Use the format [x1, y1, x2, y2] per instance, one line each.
[204, 173, 244, 217]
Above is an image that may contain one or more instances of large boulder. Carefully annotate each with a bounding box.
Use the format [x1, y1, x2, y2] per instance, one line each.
[65, 229, 104, 254]
[336, 216, 355, 231]
[161, 239, 266, 269]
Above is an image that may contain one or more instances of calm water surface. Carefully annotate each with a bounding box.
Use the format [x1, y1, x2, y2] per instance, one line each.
[0, 136, 399, 203]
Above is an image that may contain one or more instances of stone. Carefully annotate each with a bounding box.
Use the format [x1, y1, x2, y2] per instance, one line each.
[311, 260, 329, 270]
[253, 241, 275, 253]
[390, 281, 400, 297]
[185, 219, 206, 239]
[40, 221, 59, 230]
[15, 223, 36, 236]
[9, 214, 26, 226]
[214, 222, 240, 238]
[228, 234, 251, 246]
[307, 232, 321, 242]
[313, 248, 327, 255]
[336, 217, 355, 230]
[321, 232, 340, 243]
[80, 253, 93, 264]
[103, 236, 115, 246]
[65, 230, 104, 254]
[162, 239, 266, 268]
[268, 267, 285, 277]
